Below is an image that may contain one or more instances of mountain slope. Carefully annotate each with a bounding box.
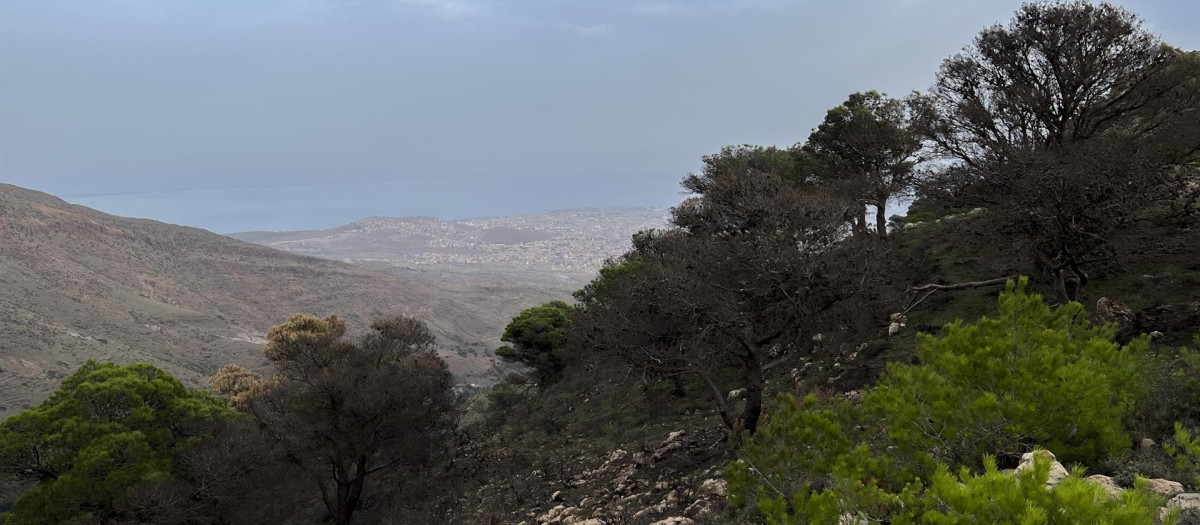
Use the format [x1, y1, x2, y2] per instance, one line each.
[0, 184, 527, 416]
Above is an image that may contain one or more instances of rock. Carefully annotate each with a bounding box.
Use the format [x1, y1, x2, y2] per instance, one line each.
[1168, 493, 1200, 511]
[839, 513, 868, 525]
[1017, 450, 1068, 487]
[578, 497, 593, 508]
[1141, 438, 1157, 450]
[551, 491, 564, 502]
[653, 431, 687, 461]
[699, 479, 727, 498]
[1085, 474, 1123, 498]
[726, 389, 746, 401]
[648, 518, 694, 525]
[812, 333, 826, 343]
[1145, 478, 1185, 498]
[538, 505, 570, 524]
[1094, 298, 1135, 338]
[573, 520, 605, 525]
[684, 499, 711, 519]
[888, 322, 901, 336]
[889, 312, 905, 322]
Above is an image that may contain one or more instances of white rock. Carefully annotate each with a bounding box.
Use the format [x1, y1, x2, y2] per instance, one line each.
[1145, 478, 1185, 498]
[699, 478, 727, 498]
[1017, 450, 1068, 487]
[888, 322, 901, 336]
[726, 389, 746, 401]
[551, 490, 564, 502]
[1085, 474, 1123, 498]
[648, 518, 694, 525]
[1168, 492, 1200, 511]
[839, 513, 869, 525]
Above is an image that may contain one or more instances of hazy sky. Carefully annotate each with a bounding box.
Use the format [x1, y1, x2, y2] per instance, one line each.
[2, 0, 1197, 233]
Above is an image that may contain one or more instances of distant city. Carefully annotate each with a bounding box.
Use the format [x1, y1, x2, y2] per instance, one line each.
[231, 207, 671, 276]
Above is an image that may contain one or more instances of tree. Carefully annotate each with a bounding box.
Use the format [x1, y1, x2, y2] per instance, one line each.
[214, 314, 455, 525]
[914, 1, 1200, 301]
[804, 91, 922, 238]
[495, 301, 574, 385]
[575, 166, 902, 434]
[0, 361, 233, 525]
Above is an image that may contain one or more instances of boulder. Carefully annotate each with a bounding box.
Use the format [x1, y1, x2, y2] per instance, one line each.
[699, 478, 727, 498]
[1145, 478, 1185, 498]
[1168, 493, 1200, 511]
[1085, 474, 1123, 498]
[648, 518, 694, 525]
[1016, 450, 1068, 487]
[1094, 297, 1135, 339]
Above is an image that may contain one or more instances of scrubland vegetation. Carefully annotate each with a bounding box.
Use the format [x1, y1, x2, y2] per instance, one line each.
[3, 1, 1200, 524]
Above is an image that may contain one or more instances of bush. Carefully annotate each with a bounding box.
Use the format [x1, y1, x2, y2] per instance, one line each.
[727, 394, 920, 525]
[866, 278, 1147, 469]
[920, 454, 1172, 525]
[1166, 423, 1200, 490]
[728, 279, 1161, 524]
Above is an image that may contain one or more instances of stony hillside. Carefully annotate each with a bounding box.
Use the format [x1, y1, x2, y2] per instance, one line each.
[0, 184, 541, 416]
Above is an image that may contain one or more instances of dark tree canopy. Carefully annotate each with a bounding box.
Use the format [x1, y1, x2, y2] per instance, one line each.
[803, 91, 922, 238]
[575, 166, 903, 434]
[214, 314, 455, 525]
[913, 1, 1200, 301]
[0, 361, 233, 525]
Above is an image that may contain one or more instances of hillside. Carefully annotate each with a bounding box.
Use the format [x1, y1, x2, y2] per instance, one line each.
[0, 184, 549, 416]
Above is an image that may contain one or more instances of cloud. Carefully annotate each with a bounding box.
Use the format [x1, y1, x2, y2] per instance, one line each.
[630, 0, 785, 17]
[396, 0, 492, 20]
[562, 22, 613, 37]
[630, 3, 688, 16]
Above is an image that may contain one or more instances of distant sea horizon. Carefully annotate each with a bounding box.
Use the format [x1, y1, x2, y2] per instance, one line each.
[51, 177, 680, 234]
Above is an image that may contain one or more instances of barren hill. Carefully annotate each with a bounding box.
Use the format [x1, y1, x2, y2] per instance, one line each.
[0, 184, 548, 416]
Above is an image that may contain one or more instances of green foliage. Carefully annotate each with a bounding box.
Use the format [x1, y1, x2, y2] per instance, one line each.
[572, 258, 644, 306]
[729, 279, 1161, 524]
[0, 361, 233, 525]
[865, 278, 1147, 469]
[727, 395, 921, 525]
[920, 455, 1173, 525]
[1165, 423, 1200, 489]
[496, 300, 575, 384]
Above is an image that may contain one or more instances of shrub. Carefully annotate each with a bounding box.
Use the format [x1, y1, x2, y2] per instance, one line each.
[866, 278, 1147, 469]
[920, 454, 1173, 525]
[728, 278, 1159, 524]
[1165, 423, 1200, 490]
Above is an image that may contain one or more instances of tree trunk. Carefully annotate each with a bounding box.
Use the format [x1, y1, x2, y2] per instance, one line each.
[875, 201, 888, 239]
[328, 459, 368, 525]
[738, 341, 765, 435]
[740, 364, 764, 435]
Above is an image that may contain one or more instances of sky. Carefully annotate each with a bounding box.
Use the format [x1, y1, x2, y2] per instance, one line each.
[1, 0, 1197, 233]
